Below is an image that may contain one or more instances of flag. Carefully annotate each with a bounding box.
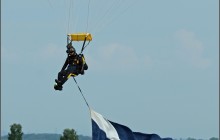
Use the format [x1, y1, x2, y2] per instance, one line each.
[91, 109, 172, 140]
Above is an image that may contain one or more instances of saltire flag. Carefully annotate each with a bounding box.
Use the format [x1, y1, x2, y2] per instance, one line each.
[91, 109, 172, 140]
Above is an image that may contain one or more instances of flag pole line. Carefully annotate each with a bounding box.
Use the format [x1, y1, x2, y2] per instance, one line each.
[73, 77, 90, 110]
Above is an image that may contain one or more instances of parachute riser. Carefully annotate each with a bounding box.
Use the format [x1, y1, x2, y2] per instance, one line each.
[67, 36, 70, 45]
[66, 37, 73, 54]
[80, 37, 87, 54]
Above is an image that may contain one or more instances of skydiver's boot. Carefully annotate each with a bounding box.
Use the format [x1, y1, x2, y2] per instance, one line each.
[54, 79, 63, 91]
[54, 84, 63, 91]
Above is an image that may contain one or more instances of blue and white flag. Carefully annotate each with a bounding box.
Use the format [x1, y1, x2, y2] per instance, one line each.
[91, 109, 172, 140]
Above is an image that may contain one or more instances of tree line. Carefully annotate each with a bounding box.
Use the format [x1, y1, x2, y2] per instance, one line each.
[1, 123, 219, 140]
[1, 123, 91, 140]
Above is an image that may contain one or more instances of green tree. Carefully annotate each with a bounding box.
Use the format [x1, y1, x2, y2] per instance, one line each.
[60, 128, 79, 140]
[209, 137, 219, 140]
[8, 123, 23, 140]
[186, 138, 197, 140]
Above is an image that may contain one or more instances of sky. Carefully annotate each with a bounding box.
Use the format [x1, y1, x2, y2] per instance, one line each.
[1, 0, 219, 139]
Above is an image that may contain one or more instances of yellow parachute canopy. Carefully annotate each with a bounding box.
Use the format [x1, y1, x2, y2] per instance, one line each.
[68, 33, 92, 41]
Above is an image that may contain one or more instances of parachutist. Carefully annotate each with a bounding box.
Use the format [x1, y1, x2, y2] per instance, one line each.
[54, 43, 88, 91]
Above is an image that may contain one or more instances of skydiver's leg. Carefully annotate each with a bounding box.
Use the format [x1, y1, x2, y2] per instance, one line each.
[54, 70, 66, 90]
[58, 65, 77, 84]
[55, 71, 64, 85]
[68, 65, 78, 76]
[54, 70, 71, 90]
[54, 66, 78, 90]
[56, 70, 70, 86]
[57, 71, 66, 83]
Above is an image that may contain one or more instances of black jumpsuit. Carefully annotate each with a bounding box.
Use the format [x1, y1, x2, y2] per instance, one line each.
[56, 53, 88, 88]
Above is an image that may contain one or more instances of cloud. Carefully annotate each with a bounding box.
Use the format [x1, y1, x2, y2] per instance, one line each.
[1, 46, 21, 64]
[87, 43, 152, 74]
[2, 43, 65, 66]
[2, 42, 152, 74]
[38, 43, 64, 61]
[174, 29, 211, 69]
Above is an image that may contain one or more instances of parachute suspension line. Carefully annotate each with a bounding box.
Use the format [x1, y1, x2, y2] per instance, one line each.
[86, 0, 91, 32]
[91, 0, 122, 34]
[47, 0, 53, 8]
[91, 0, 136, 34]
[73, 77, 90, 109]
[109, 0, 137, 24]
[67, 0, 73, 34]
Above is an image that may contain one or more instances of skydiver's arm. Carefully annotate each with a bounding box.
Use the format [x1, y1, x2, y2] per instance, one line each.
[78, 54, 85, 67]
[61, 57, 68, 71]
[82, 54, 88, 70]
[78, 54, 88, 74]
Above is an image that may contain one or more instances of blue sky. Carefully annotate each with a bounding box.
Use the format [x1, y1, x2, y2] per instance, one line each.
[1, 0, 219, 139]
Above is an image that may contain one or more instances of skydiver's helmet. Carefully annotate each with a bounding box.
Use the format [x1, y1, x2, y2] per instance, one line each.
[68, 47, 76, 56]
[66, 43, 76, 56]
